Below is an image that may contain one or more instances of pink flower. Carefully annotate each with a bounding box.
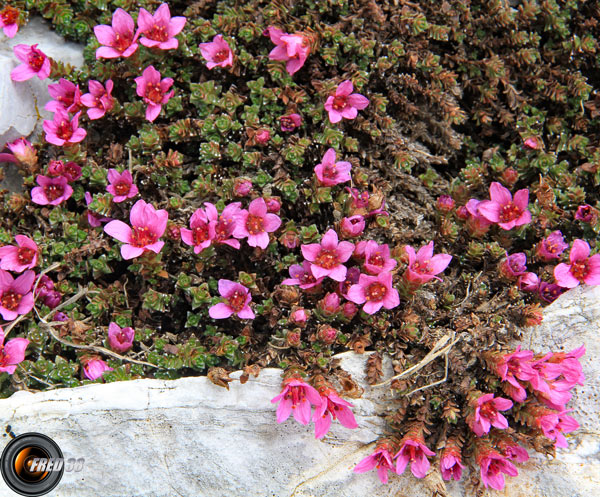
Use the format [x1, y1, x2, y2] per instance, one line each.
[106, 169, 138, 203]
[254, 129, 271, 144]
[574, 204, 597, 223]
[324, 80, 369, 124]
[0, 327, 28, 374]
[107, 322, 134, 353]
[301, 229, 354, 282]
[199, 34, 233, 69]
[5, 137, 37, 168]
[469, 393, 513, 437]
[340, 215, 365, 238]
[403, 241, 452, 285]
[499, 252, 527, 280]
[31, 175, 73, 206]
[137, 3, 186, 51]
[346, 187, 370, 210]
[135, 65, 174, 122]
[363, 241, 397, 275]
[353, 442, 397, 484]
[536, 231, 568, 261]
[347, 272, 400, 315]
[440, 445, 464, 481]
[281, 261, 324, 289]
[94, 8, 139, 59]
[83, 359, 113, 380]
[538, 282, 566, 303]
[494, 346, 536, 402]
[81, 79, 114, 119]
[464, 199, 493, 237]
[314, 148, 352, 187]
[233, 198, 282, 249]
[42, 109, 86, 146]
[395, 438, 435, 479]
[0, 235, 38, 272]
[554, 239, 600, 288]
[313, 388, 357, 439]
[10, 44, 51, 81]
[271, 377, 322, 425]
[266, 197, 281, 213]
[103, 199, 168, 260]
[209, 280, 254, 319]
[85, 192, 110, 227]
[233, 179, 252, 197]
[44, 78, 82, 113]
[477, 450, 518, 490]
[35, 275, 54, 298]
[290, 308, 308, 324]
[524, 137, 540, 149]
[517, 272, 539, 292]
[181, 208, 212, 254]
[538, 410, 580, 448]
[535, 345, 585, 387]
[280, 113, 302, 132]
[477, 182, 531, 230]
[497, 436, 529, 463]
[43, 291, 61, 309]
[61, 162, 82, 183]
[536, 380, 573, 411]
[318, 292, 340, 317]
[0, 270, 35, 321]
[0, 6, 19, 38]
[205, 202, 242, 249]
[436, 195, 455, 213]
[266, 27, 309, 75]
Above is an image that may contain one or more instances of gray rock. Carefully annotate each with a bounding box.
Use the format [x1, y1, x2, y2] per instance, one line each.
[0, 286, 598, 497]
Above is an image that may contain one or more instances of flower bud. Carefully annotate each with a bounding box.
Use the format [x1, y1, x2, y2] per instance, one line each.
[290, 308, 308, 326]
[266, 197, 281, 213]
[340, 215, 365, 238]
[500, 167, 519, 188]
[436, 195, 455, 213]
[255, 129, 271, 144]
[318, 292, 340, 317]
[517, 272, 539, 292]
[44, 290, 61, 309]
[286, 329, 301, 347]
[47, 160, 64, 177]
[342, 301, 358, 319]
[233, 178, 252, 197]
[524, 137, 540, 149]
[317, 325, 338, 345]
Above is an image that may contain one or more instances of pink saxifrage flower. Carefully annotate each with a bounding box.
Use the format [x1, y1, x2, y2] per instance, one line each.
[0, 270, 35, 321]
[85, 192, 110, 228]
[0, 235, 38, 273]
[353, 441, 397, 484]
[45, 78, 82, 114]
[266, 27, 309, 75]
[271, 377, 321, 425]
[395, 437, 436, 479]
[61, 161, 82, 183]
[103, 199, 168, 260]
[0, 6, 19, 38]
[517, 272, 539, 292]
[5, 137, 37, 169]
[477, 449, 518, 491]
[477, 182, 531, 230]
[301, 229, 354, 282]
[209, 280, 254, 320]
[81, 79, 114, 120]
[138, 3, 186, 51]
[205, 202, 242, 249]
[280, 113, 302, 132]
[554, 239, 600, 288]
[106, 169, 138, 203]
[282, 261, 324, 289]
[363, 241, 397, 275]
[83, 359, 113, 381]
[313, 388, 358, 438]
[94, 8, 139, 59]
[199, 34, 233, 69]
[10, 44, 51, 81]
[107, 322, 134, 353]
[233, 198, 281, 249]
[538, 282, 566, 303]
[440, 444, 464, 481]
[496, 434, 529, 463]
[534, 345, 585, 388]
[403, 241, 452, 285]
[181, 207, 212, 254]
[537, 409, 580, 448]
[469, 393, 513, 437]
[347, 272, 400, 315]
[499, 252, 527, 280]
[314, 148, 352, 187]
[536, 231, 568, 261]
[575, 204, 597, 224]
[0, 327, 28, 374]
[340, 215, 365, 238]
[324, 80, 369, 124]
[43, 109, 87, 146]
[135, 65, 174, 122]
[31, 175, 73, 206]
[493, 346, 537, 402]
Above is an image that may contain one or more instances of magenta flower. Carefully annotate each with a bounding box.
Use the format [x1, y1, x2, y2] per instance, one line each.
[524, 137, 540, 149]
[31, 175, 73, 206]
[94, 8, 139, 59]
[395, 438, 435, 478]
[554, 239, 600, 288]
[209, 280, 254, 320]
[44, 78, 82, 113]
[346, 187, 370, 210]
[0, 270, 35, 321]
[10, 44, 50, 81]
[103, 199, 168, 260]
[106, 169, 138, 203]
[107, 322, 134, 353]
[538, 281, 566, 303]
[0, 235, 38, 273]
[281, 261, 324, 289]
[85, 192, 110, 228]
[469, 393, 513, 437]
[318, 292, 340, 317]
[301, 229, 354, 282]
[134, 65, 174, 122]
[81, 79, 114, 120]
[499, 252, 527, 280]
[363, 241, 397, 275]
[270, 377, 321, 425]
[537, 380, 573, 411]
[353, 442, 397, 484]
[233, 198, 281, 249]
[340, 215, 365, 238]
[43, 109, 86, 146]
[324, 80, 369, 124]
[138, 3, 186, 51]
[35, 275, 54, 299]
[314, 148, 352, 187]
[254, 129, 270, 144]
[290, 308, 308, 324]
[313, 388, 358, 438]
[477, 451, 518, 491]
[440, 446, 464, 481]
[233, 179, 252, 197]
[0, 6, 19, 38]
[517, 272, 539, 292]
[347, 272, 400, 315]
[61, 161, 82, 183]
[464, 198, 493, 237]
[339, 266, 360, 298]
[83, 359, 113, 381]
[280, 113, 302, 132]
[535, 345, 585, 388]
[199, 34, 233, 69]
[538, 410, 580, 448]
[205, 202, 242, 249]
[477, 182, 531, 230]
[494, 346, 536, 402]
[5, 137, 36, 168]
[403, 241, 452, 285]
[181, 208, 212, 254]
[0, 327, 28, 374]
[497, 436, 529, 463]
[536, 231, 568, 261]
[266, 27, 309, 75]
[266, 197, 281, 213]
[575, 204, 597, 223]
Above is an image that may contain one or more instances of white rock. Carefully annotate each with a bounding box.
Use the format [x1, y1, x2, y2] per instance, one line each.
[0, 286, 598, 497]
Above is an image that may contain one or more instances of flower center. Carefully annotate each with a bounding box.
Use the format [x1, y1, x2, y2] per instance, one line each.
[215, 217, 234, 240]
[117, 331, 129, 344]
[28, 50, 44, 71]
[213, 49, 229, 63]
[1, 6, 19, 25]
[131, 226, 157, 247]
[285, 385, 306, 409]
[332, 95, 348, 111]
[315, 249, 339, 269]
[499, 202, 522, 223]
[43, 184, 65, 202]
[1, 290, 22, 311]
[146, 83, 164, 104]
[571, 260, 590, 281]
[412, 260, 431, 274]
[17, 247, 35, 265]
[299, 271, 317, 285]
[114, 181, 131, 196]
[322, 164, 338, 179]
[368, 252, 385, 268]
[365, 282, 387, 301]
[193, 225, 209, 245]
[246, 214, 264, 235]
[114, 32, 133, 52]
[56, 120, 73, 141]
[280, 117, 294, 130]
[479, 401, 497, 419]
[146, 23, 169, 42]
[228, 290, 246, 312]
